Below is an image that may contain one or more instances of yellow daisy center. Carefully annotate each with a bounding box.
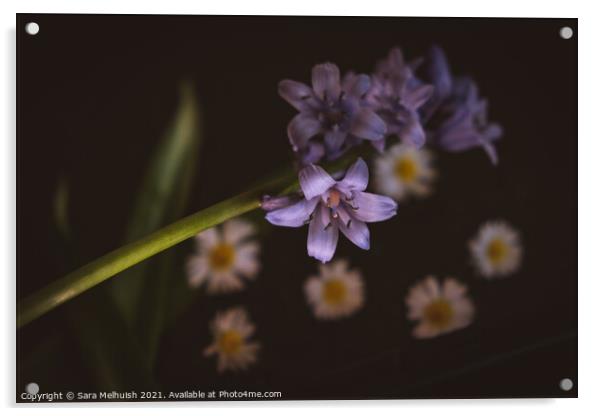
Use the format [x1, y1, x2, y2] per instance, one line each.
[209, 243, 235, 271]
[217, 330, 243, 356]
[394, 156, 418, 182]
[424, 298, 454, 329]
[486, 238, 508, 265]
[322, 278, 347, 306]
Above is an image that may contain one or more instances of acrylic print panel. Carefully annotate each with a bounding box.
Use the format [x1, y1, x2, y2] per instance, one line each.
[16, 14, 577, 402]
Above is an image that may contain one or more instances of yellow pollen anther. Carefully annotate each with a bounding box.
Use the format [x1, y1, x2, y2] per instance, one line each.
[424, 298, 454, 329]
[327, 190, 341, 208]
[217, 330, 243, 355]
[395, 157, 418, 182]
[487, 238, 508, 265]
[209, 243, 235, 271]
[322, 278, 347, 306]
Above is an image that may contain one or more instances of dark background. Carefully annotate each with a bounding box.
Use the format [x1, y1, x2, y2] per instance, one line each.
[17, 14, 577, 400]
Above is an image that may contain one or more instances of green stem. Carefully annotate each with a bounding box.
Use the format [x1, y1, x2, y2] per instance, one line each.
[17, 190, 260, 328]
[17, 149, 368, 329]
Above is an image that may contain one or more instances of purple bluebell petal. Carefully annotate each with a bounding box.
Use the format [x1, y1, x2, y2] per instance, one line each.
[265, 197, 319, 227]
[371, 138, 386, 153]
[312, 63, 341, 101]
[481, 140, 499, 165]
[438, 121, 481, 151]
[324, 130, 346, 153]
[340, 158, 369, 192]
[399, 116, 427, 148]
[375, 47, 404, 77]
[299, 141, 326, 165]
[334, 204, 351, 224]
[278, 80, 317, 112]
[288, 113, 322, 150]
[342, 73, 371, 98]
[439, 105, 470, 132]
[298, 164, 336, 200]
[483, 123, 503, 142]
[338, 217, 370, 250]
[307, 207, 339, 263]
[350, 108, 386, 141]
[439, 132, 479, 151]
[388, 47, 404, 68]
[261, 195, 300, 212]
[406, 84, 435, 109]
[352, 192, 398, 223]
[424, 45, 453, 106]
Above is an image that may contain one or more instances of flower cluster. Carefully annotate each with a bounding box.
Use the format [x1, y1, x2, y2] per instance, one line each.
[267, 46, 502, 262]
[279, 46, 502, 166]
[419, 46, 503, 164]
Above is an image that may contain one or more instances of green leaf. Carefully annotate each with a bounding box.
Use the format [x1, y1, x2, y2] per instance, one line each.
[135, 125, 202, 369]
[72, 288, 158, 391]
[110, 81, 202, 327]
[42, 179, 157, 390]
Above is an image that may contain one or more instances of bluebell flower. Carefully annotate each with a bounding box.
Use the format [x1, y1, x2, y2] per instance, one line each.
[279, 63, 387, 165]
[264, 158, 397, 263]
[366, 48, 434, 151]
[421, 46, 503, 164]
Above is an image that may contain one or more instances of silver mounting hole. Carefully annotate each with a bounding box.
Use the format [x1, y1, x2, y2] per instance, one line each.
[25, 22, 40, 36]
[559, 378, 574, 391]
[559, 26, 573, 40]
[25, 382, 39, 394]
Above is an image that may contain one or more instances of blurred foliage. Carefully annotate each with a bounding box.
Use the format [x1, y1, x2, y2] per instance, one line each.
[107, 81, 203, 370]
[22, 83, 203, 390]
[27, 176, 157, 391]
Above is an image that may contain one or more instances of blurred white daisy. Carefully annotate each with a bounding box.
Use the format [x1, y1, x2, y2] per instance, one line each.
[405, 276, 475, 339]
[374, 143, 436, 201]
[204, 307, 260, 373]
[186, 218, 260, 294]
[469, 220, 522, 278]
[304, 259, 364, 320]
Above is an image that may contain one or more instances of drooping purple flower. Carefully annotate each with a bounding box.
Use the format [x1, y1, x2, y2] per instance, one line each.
[264, 158, 397, 263]
[365, 48, 435, 151]
[420, 46, 503, 164]
[279, 63, 387, 165]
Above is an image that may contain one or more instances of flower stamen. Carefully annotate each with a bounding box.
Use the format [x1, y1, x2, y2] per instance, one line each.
[217, 329, 243, 356]
[486, 238, 508, 265]
[423, 298, 454, 329]
[322, 278, 347, 306]
[209, 243, 235, 271]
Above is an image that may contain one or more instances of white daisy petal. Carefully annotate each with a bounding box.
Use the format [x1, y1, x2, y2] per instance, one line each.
[442, 277, 467, 300]
[206, 270, 244, 294]
[234, 255, 260, 279]
[223, 218, 256, 245]
[186, 255, 210, 288]
[195, 227, 220, 250]
[413, 322, 439, 339]
[237, 241, 260, 257]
